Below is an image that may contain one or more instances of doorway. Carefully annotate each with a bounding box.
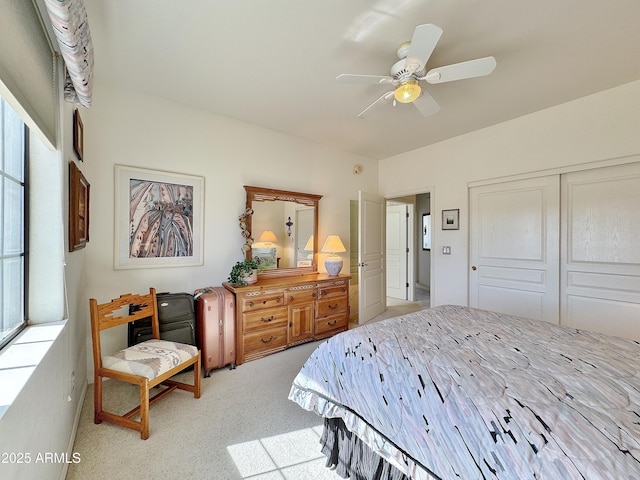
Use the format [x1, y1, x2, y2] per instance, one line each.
[385, 193, 431, 306]
[351, 191, 432, 325]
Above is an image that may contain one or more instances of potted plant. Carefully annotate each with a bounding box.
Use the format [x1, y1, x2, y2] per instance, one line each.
[227, 258, 259, 285]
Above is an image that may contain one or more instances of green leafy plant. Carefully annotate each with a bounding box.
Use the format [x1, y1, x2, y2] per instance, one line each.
[227, 258, 259, 285]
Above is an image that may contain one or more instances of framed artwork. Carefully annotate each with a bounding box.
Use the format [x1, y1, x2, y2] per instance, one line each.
[114, 165, 204, 269]
[442, 208, 460, 230]
[73, 109, 84, 161]
[422, 213, 431, 250]
[69, 161, 90, 251]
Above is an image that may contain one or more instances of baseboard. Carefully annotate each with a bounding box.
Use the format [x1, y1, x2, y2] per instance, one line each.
[59, 379, 88, 480]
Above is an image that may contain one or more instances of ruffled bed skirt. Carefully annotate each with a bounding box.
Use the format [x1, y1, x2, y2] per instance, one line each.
[320, 417, 411, 480]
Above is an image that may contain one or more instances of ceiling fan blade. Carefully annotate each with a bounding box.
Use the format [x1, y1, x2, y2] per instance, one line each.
[404, 24, 443, 74]
[357, 91, 394, 118]
[412, 90, 440, 117]
[336, 73, 393, 85]
[423, 56, 497, 84]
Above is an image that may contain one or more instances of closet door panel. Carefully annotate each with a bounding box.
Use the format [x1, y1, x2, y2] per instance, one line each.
[561, 162, 640, 340]
[470, 176, 560, 323]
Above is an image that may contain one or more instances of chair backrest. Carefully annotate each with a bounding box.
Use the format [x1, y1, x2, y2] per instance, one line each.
[89, 287, 160, 371]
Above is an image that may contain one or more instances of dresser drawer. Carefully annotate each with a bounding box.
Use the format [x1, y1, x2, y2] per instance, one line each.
[318, 284, 348, 300]
[285, 285, 317, 304]
[243, 307, 288, 333]
[240, 292, 284, 312]
[243, 326, 288, 356]
[316, 297, 348, 317]
[315, 312, 348, 336]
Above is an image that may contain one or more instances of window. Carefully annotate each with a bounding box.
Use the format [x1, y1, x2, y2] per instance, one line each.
[0, 96, 28, 349]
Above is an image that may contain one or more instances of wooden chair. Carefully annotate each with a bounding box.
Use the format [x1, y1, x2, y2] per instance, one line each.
[89, 287, 201, 439]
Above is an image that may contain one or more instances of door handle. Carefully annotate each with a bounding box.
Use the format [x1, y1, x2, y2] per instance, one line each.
[471, 265, 477, 271]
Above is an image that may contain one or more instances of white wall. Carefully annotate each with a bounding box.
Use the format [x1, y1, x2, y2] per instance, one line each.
[379, 80, 640, 307]
[0, 84, 88, 480]
[80, 82, 378, 378]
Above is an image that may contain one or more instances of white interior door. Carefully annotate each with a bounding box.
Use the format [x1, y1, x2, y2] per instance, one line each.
[358, 190, 386, 323]
[386, 203, 407, 299]
[561, 162, 640, 339]
[469, 176, 560, 323]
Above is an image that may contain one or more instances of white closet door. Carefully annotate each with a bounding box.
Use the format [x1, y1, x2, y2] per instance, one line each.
[561, 162, 640, 339]
[469, 176, 560, 322]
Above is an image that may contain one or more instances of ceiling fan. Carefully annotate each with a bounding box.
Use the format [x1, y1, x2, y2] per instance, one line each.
[337, 24, 497, 118]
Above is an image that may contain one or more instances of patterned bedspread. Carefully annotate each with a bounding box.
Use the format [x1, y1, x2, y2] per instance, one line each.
[288, 305, 640, 479]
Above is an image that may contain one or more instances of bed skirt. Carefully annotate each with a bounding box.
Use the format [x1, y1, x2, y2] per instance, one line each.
[320, 417, 415, 480]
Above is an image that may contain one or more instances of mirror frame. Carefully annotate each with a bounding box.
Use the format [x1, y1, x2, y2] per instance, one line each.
[243, 185, 322, 278]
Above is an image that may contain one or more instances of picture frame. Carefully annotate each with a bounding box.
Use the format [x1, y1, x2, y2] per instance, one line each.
[442, 208, 460, 230]
[69, 161, 90, 251]
[114, 165, 205, 269]
[422, 213, 431, 250]
[73, 109, 84, 161]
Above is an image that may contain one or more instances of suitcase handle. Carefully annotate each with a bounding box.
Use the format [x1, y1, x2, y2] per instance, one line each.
[260, 316, 274, 323]
[260, 336, 275, 344]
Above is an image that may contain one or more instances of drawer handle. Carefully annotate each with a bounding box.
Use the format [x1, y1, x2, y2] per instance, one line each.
[260, 316, 274, 323]
[260, 336, 275, 343]
[289, 296, 294, 302]
[327, 320, 338, 326]
[276, 297, 281, 303]
[321, 291, 327, 296]
[312, 292, 316, 298]
[248, 301, 254, 307]
[328, 303, 339, 310]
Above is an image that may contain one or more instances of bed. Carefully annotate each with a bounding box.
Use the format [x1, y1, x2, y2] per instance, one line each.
[288, 305, 640, 479]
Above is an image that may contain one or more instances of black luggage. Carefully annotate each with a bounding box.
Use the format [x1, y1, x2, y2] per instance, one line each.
[128, 292, 197, 346]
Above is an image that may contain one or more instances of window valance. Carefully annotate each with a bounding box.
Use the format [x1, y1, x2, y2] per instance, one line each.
[43, 0, 94, 108]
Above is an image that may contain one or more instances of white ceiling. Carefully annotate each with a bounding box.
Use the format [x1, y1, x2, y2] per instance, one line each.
[84, 0, 640, 160]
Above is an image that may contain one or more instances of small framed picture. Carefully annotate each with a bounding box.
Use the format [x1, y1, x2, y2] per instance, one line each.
[69, 161, 90, 251]
[73, 109, 84, 161]
[442, 209, 459, 230]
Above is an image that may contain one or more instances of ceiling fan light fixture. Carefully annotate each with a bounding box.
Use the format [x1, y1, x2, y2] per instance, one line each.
[394, 79, 421, 103]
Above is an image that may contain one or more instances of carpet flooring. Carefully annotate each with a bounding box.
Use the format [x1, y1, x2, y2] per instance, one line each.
[66, 295, 428, 480]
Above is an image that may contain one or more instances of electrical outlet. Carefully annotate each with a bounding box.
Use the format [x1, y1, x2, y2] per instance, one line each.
[443, 246, 451, 255]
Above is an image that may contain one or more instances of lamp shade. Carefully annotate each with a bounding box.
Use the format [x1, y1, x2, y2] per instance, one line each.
[304, 235, 314, 251]
[321, 235, 346, 254]
[258, 230, 278, 243]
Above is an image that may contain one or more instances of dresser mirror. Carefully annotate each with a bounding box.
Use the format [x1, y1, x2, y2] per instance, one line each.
[243, 186, 322, 277]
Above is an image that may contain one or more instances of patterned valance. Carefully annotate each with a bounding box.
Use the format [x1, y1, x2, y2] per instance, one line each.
[43, 0, 94, 107]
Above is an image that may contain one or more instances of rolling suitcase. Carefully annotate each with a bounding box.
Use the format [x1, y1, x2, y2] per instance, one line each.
[128, 292, 197, 347]
[194, 286, 236, 377]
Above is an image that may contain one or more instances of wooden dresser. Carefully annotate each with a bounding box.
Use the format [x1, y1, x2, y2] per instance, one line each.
[223, 273, 350, 365]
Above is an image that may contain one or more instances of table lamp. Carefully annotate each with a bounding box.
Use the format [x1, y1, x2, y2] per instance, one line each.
[321, 235, 346, 276]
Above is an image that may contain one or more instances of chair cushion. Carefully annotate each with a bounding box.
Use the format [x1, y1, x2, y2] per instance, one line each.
[102, 339, 198, 380]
